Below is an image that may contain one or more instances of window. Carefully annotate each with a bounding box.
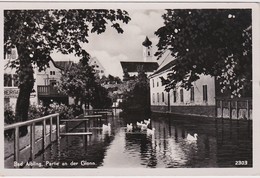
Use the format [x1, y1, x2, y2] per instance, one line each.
[148, 51, 150, 56]
[173, 90, 177, 103]
[157, 93, 159, 103]
[180, 89, 184, 103]
[13, 74, 19, 87]
[152, 79, 154, 88]
[162, 92, 164, 102]
[50, 80, 57, 87]
[190, 86, 194, 102]
[157, 78, 159, 87]
[152, 93, 155, 103]
[203, 85, 208, 102]
[100, 70, 104, 73]
[4, 74, 12, 87]
[50, 71, 55, 75]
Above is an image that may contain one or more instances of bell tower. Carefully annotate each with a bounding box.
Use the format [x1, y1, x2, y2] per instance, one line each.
[142, 36, 152, 62]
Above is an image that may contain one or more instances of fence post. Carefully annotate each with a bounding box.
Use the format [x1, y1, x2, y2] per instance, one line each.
[220, 100, 223, 118]
[50, 117, 53, 142]
[236, 100, 239, 119]
[42, 119, 46, 150]
[30, 123, 35, 161]
[229, 100, 232, 119]
[56, 115, 60, 139]
[14, 127, 20, 164]
[247, 100, 250, 120]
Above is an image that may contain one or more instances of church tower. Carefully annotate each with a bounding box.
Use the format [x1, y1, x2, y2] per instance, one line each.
[142, 36, 152, 62]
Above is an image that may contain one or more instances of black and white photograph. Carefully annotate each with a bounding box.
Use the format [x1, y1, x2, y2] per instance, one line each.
[1, 1, 260, 176]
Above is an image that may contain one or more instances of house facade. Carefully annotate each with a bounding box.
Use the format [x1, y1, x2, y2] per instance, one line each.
[89, 57, 106, 78]
[149, 54, 216, 117]
[4, 47, 71, 110]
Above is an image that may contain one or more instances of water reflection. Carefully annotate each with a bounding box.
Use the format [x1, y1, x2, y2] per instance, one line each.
[37, 113, 252, 168]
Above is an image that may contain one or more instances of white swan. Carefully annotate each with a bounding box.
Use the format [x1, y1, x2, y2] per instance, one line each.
[136, 121, 143, 128]
[147, 128, 155, 136]
[102, 123, 111, 136]
[126, 123, 133, 132]
[187, 133, 198, 141]
[141, 123, 148, 131]
[102, 123, 111, 131]
[144, 118, 151, 125]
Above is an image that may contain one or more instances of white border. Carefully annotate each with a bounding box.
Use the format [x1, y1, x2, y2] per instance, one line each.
[0, 1, 259, 176]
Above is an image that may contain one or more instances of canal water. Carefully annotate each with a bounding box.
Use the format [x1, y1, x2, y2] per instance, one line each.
[33, 113, 252, 168]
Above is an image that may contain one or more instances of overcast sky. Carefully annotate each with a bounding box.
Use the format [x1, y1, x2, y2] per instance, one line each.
[51, 9, 165, 78]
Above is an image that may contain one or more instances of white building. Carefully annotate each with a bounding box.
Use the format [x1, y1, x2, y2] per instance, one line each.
[149, 52, 216, 117]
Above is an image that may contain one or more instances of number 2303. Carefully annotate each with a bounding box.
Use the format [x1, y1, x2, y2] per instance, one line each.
[235, 160, 248, 166]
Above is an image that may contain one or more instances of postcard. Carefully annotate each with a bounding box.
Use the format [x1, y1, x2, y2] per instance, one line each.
[0, 1, 260, 176]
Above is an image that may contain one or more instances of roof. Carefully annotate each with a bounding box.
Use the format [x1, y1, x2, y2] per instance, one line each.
[53, 61, 74, 70]
[142, 36, 152, 47]
[89, 57, 105, 70]
[149, 52, 177, 78]
[150, 60, 176, 78]
[120, 61, 159, 73]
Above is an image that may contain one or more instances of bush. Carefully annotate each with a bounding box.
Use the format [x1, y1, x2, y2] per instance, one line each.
[4, 104, 15, 139]
[47, 102, 74, 120]
[28, 103, 47, 120]
[4, 104, 15, 125]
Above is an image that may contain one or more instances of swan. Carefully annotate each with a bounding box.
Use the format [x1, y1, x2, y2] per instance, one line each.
[141, 123, 148, 131]
[102, 123, 111, 131]
[137, 121, 143, 128]
[144, 118, 151, 125]
[187, 133, 198, 141]
[147, 128, 155, 135]
[126, 123, 133, 132]
[102, 123, 111, 136]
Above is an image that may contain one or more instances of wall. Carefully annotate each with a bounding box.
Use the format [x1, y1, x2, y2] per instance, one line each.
[35, 61, 62, 86]
[150, 71, 216, 117]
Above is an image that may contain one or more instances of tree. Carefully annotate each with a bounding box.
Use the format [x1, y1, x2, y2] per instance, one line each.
[4, 9, 130, 136]
[155, 9, 252, 97]
[57, 61, 96, 108]
[90, 84, 112, 109]
[121, 67, 150, 114]
[123, 69, 130, 81]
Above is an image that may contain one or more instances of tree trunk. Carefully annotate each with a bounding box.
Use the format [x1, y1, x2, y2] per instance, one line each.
[15, 47, 34, 137]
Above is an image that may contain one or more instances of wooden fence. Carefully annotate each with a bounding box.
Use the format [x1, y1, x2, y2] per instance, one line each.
[215, 97, 252, 120]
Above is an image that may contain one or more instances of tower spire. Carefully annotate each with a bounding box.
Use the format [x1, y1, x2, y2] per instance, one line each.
[142, 36, 152, 47]
[142, 36, 152, 62]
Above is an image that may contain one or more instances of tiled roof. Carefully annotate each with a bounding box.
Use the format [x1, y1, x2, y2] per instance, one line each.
[120, 61, 159, 73]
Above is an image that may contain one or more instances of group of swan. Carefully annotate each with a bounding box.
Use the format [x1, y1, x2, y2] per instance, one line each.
[126, 118, 155, 136]
[137, 118, 151, 130]
[102, 121, 197, 142]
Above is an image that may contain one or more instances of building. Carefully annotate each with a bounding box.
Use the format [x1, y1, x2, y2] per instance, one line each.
[149, 52, 216, 117]
[4, 47, 71, 110]
[36, 60, 72, 106]
[120, 36, 159, 77]
[89, 57, 106, 77]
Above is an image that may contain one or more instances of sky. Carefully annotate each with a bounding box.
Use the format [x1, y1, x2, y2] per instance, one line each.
[51, 9, 166, 78]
